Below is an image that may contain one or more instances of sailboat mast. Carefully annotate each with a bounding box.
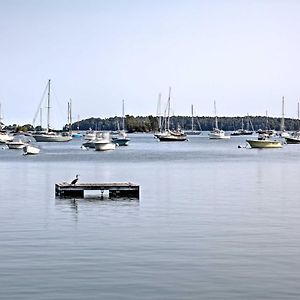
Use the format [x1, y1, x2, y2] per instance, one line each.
[191, 104, 194, 131]
[157, 93, 162, 132]
[0, 102, 2, 130]
[214, 100, 218, 129]
[167, 87, 171, 130]
[69, 99, 72, 132]
[47, 79, 51, 133]
[40, 107, 42, 129]
[122, 99, 125, 131]
[280, 96, 285, 131]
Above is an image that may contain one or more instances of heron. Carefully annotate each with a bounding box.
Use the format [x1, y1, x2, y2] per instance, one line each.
[71, 174, 79, 185]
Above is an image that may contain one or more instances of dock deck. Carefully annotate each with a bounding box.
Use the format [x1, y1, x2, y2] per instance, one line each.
[55, 182, 140, 198]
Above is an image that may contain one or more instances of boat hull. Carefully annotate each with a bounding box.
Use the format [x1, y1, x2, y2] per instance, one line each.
[94, 142, 116, 151]
[285, 137, 300, 144]
[23, 145, 40, 155]
[33, 134, 72, 142]
[112, 137, 130, 146]
[6, 142, 26, 149]
[247, 139, 282, 148]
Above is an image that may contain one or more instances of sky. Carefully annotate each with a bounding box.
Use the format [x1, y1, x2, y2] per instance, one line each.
[1, 0, 300, 128]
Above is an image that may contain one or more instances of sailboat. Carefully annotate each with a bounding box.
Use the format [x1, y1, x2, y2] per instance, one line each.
[185, 104, 202, 135]
[285, 102, 300, 144]
[231, 115, 254, 136]
[157, 87, 187, 142]
[32, 80, 72, 142]
[112, 100, 130, 146]
[278, 96, 289, 138]
[209, 101, 230, 139]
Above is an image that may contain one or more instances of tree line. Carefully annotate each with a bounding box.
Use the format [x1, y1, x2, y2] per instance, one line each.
[70, 115, 300, 133]
[3, 115, 300, 133]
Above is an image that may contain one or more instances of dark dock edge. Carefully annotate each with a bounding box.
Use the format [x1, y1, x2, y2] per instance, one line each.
[55, 182, 140, 199]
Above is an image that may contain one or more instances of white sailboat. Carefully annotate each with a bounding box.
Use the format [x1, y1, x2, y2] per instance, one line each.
[278, 96, 289, 138]
[32, 80, 72, 142]
[209, 101, 230, 139]
[185, 104, 201, 135]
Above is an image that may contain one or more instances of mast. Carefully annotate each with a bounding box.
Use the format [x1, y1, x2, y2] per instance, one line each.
[77, 115, 80, 130]
[69, 99, 72, 133]
[0, 102, 2, 130]
[46, 79, 51, 133]
[191, 104, 194, 131]
[122, 99, 125, 131]
[156, 93, 162, 132]
[280, 96, 285, 132]
[214, 100, 218, 129]
[39, 107, 42, 129]
[167, 87, 171, 130]
[265, 110, 269, 130]
[298, 102, 300, 131]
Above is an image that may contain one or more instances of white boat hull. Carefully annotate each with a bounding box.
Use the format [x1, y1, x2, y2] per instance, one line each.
[247, 139, 282, 148]
[23, 145, 40, 155]
[0, 133, 14, 143]
[209, 130, 230, 139]
[94, 141, 116, 151]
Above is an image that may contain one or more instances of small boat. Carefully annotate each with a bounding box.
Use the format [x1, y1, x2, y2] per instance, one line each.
[247, 134, 283, 148]
[231, 115, 254, 136]
[285, 132, 300, 144]
[0, 131, 14, 143]
[84, 129, 97, 140]
[112, 131, 130, 146]
[23, 144, 40, 155]
[112, 100, 130, 146]
[209, 101, 230, 139]
[158, 129, 187, 141]
[94, 132, 116, 151]
[6, 140, 27, 149]
[72, 132, 83, 138]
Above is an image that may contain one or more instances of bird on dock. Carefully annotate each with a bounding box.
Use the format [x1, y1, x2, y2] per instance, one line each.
[71, 174, 79, 185]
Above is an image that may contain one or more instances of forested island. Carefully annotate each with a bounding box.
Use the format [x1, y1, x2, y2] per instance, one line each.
[4, 115, 300, 133]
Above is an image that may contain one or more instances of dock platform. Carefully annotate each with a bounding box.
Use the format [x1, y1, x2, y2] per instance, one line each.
[55, 182, 140, 198]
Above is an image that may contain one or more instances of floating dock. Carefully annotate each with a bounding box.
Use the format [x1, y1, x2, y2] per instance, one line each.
[55, 182, 140, 198]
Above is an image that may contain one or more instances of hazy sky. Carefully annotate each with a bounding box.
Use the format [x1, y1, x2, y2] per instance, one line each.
[1, 0, 300, 128]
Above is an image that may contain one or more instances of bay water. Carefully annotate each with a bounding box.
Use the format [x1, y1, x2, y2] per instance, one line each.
[1, 133, 300, 299]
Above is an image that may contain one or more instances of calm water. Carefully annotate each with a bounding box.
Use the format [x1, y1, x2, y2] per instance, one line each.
[1, 133, 300, 299]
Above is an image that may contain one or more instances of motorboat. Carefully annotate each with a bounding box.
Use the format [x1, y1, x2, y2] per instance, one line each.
[285, 132, 300, 144]
[23, 144, 40, 155]
[246, 134, 283, 148]
[0, 132, 14, 143]
[112, 130, 130, 146]
[84, 129, 97, 140]
[94, 132, 116, 151]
